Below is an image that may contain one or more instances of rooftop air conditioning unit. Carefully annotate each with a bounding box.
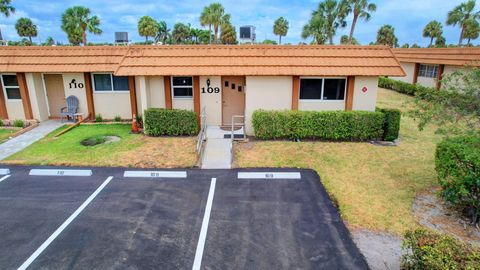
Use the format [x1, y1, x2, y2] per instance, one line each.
[0, 28, 6, 46]
[239, 26, 255, 43]
[114, 32, 129, 45]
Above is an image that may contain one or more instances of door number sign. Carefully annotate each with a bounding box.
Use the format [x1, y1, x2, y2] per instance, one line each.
[201, 79, 220, 94]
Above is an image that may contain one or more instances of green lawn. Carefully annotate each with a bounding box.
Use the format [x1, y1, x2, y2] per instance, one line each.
[3, 124, 197, 168]
[235, 88, 443, 234]
[0, 128, 19, 144]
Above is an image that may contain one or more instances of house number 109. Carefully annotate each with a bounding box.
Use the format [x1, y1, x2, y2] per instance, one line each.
[201, 87, 220, 94]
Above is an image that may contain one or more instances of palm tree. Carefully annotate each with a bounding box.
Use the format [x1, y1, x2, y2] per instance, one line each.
[0, 0, 14, 17]
[273, 17, 289, 45]
[314, 0, 346, 44]
[220, 17, 237, 44]
[301, 14, 328, 44]
[446, 0, 480, 45]
[423, 20, 443, 47]
[200, 5, 213, 44]
[61, 6, 102, 46]
[155, 21, 170, 44]
[44, 36, 55, 46]
[463, 18, 480, 44]
[200, 3, 229, 44]
[341, 0, 376, 45]
[138, 16, 158, 42]
[376, 24, 398, 47]
[435, 36, 447, 47]
[340, 34, 359, 44]
[172, 22, 191, 44]
[15, 17, 37, 44]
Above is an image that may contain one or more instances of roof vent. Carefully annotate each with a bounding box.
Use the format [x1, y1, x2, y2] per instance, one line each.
[114, 32, 129, 46]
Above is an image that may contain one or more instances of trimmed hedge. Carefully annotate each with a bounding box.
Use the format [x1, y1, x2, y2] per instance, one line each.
[402, 229, 480, 270]
[376, 108, 401, 141]
[144, 108, 198, 136]
[435, 135, 480, 224]
[379, 77, 434, 96]
[252, 110, 385, 141]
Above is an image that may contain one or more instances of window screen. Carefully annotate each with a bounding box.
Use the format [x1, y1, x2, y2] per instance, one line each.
[172, 76, 193, 98]
[113, 76, 129, 91]
[299, 79, 322, 100]
[418, 64, 438, 78]
[323, 79, 346, 100]
[1, 74, 21, 100]
[93, 74, 112, 91]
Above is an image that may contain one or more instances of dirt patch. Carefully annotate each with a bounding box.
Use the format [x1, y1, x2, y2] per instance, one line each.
[413, 187, 480, 247]
[350, 228, 403, 270]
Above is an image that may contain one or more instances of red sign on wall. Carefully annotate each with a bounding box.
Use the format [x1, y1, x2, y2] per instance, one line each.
[362, 87, 368, 93]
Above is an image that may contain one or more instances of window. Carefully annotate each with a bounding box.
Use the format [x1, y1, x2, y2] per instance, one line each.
[172, 76, 193, 98]
[92, 74, 129, 92]
[299, 78, 346, 101]
[418, 64, 438, 78]
[1, 74, 21, 100]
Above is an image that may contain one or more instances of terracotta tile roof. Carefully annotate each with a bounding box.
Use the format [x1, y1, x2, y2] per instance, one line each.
[115, 45, 405, 76]
[0, 46, 128, 73]
[393, 48, 480, 66]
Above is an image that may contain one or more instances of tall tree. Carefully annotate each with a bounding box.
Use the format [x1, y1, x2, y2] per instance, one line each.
[44, 36, 55, 46]
[446, 0, 480, 45]
[273, 17, 289, 45]
[423, 20, 443, 47]
[200, 3, 229, 44]
[61, 6, 102, 45]
[138, 16, 158, 42]
[301, 14, 328, 44]
[220, 17, 237, 44]
[172, 22, 191, 44]
[200, 5, 213, 44]
[376, 24, 398, 47]
[435, 36, 447, 47]
[463, 18, 480, 44]
[15, 17, 37, 43]
[315, 0, 347, 44]
[155, 21, 171, 44]
[341, 0, 376, 45]
[0, 0, 14, 17]
[340, 34, 359, 44]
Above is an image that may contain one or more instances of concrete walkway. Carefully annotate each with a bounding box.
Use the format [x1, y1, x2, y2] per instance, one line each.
[0, 120, 63, 160]
[201, 126, 243, 169]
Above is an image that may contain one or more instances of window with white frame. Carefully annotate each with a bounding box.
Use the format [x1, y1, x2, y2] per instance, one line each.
[92, 73, 129, 92]
[171, 76, 193, 98]
[418, 64, 438, 78]
[1, 74, 21, 100]
[299, 78, 346, 101]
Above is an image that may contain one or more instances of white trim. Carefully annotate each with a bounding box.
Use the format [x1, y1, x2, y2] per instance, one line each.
[29, 169, 93, 177]
[17, 176, 114, 270]
[171, 76, 194, 99]
[91, 73, 129, 93]
[123, 170, 187, 178]
[192, 177, 216, 270]
[298, 77, 347, 102]
[1, 73, 22, 101]
[238, 172, 301, 179]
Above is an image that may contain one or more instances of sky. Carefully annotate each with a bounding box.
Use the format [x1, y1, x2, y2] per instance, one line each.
[0, 0, 478, 46]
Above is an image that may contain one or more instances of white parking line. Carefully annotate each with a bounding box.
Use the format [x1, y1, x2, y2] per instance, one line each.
[123, 171, 187, 178]
[192, 178, 217, 270]
[238, 172, 301, 179]
[0, 169, 10, 175]
[17, 176, 114, 270]
[0, 175, 10, 183]
[29, 169, 93, 177]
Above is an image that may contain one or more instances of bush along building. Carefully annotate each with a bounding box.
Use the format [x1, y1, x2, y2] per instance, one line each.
[0, 45, 404, 138]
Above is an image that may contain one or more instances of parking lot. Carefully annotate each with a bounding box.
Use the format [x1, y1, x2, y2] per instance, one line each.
[0, 166, 368, 270]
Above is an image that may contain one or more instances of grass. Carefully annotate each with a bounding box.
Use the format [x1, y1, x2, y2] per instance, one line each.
[235, 88, 443, 234]
[0, 128, 20, 144]
[3, 124, 197, 168]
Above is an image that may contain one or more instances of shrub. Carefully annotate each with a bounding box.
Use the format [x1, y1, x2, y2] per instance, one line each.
[144, 108, 198, 136]
[95, 114, 103, 123]
[135, 114, 143, 128]
[13, 119, 24, 128]
[379, 77, 433, 96]
[114, 115, 122, 122]
[252, 110, 384, 141]
[0, 120, 3, 127]
[435, 135, 480, 224]
[376, 108, 401, 141]
[402, 229, 480, 270]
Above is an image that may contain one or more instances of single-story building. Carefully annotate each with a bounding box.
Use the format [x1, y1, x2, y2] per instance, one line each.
[391, 47, 480, 89]
[0, 45, 404, 135]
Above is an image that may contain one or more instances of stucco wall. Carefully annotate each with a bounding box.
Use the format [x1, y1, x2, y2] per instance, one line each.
[62, 73, 88, 115]
[200, 76, 222, 126]
[93, 92, 131, 119]
[416, 76, 437, 88]
[245, 76, 292, 135]
[352, 76, 378, 111]
[135, 76, 149, 115]
[298, 100, 345, 111]
[26, 73, 49, 121]
[391, 62, 414, 83]
[5, 100, 25, 120]
[148, 76, 165, 109]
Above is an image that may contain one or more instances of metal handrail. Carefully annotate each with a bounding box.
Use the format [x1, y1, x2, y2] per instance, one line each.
[230, 115, 246, 143]
[196, 107, 207, 155]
